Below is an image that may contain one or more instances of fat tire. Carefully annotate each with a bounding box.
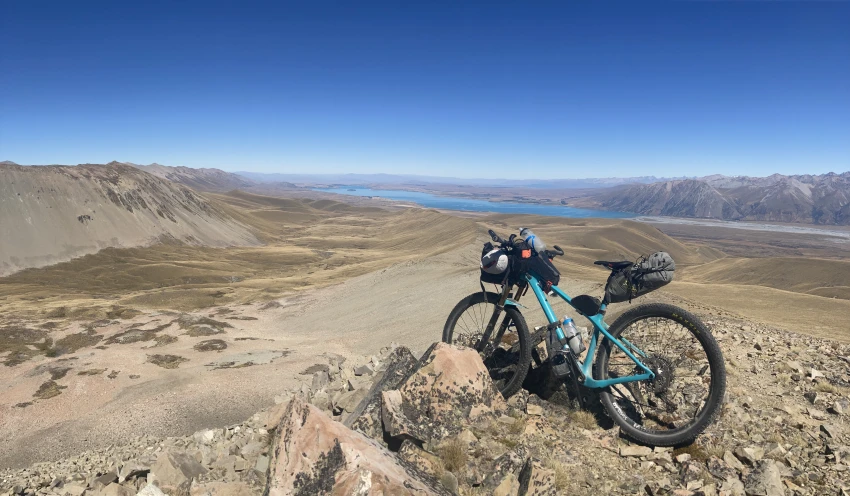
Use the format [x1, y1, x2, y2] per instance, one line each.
[443, 292, 532, 399]
[593, 303, 726, 446]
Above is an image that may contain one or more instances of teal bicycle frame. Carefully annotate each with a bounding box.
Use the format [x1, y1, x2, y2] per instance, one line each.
[517, 273, 655, 388]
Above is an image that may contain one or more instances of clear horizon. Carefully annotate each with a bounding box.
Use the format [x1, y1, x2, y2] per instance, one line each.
[1, 2, 848, 179]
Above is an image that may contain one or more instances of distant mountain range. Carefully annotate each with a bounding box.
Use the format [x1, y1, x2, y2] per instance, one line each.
[234, 171, 688, 189]
[587, 172, 850, 225]
[5, 161, 848, 225]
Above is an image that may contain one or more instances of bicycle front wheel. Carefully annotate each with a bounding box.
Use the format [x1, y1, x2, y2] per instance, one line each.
[593, 303, 726, 446]
[442, 291, 532, 399]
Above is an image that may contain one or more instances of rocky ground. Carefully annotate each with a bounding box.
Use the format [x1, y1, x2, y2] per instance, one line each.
[2, 311, 849, 496]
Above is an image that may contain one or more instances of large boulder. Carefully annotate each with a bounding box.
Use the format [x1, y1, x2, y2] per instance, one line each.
[345, 345, 422, 440]
[381, 343, 507, 445]
[266, 397, 442, 495]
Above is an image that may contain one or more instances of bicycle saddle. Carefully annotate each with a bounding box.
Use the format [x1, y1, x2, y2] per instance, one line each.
[594, 260, 633, 270]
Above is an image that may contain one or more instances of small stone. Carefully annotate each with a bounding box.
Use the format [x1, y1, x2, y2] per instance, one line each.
[785, 361, 804, 374]
[91, 471, 118, 489]
[457, 429, 478, 446]
[61, 484, 86, 496]
[676, 453, 692, 463]
[136, 484, 168, 496]
[734, 446, 764, 466]
[254, 455, 269, 474]
[808, 407, 828, 420]
[620, 445, 653, 457]
[493, 473, 519, 496]
[526, 404, 543, 416]
[803, 391, 819, 404]
[820, 423, 840, 439]
[98, 483, 135, 496]
[829, 399, 848, 416]
[743, 460, 784, 496]
[233, 457, 249, 471]
[353, 364, 374, 376]
[809, 368, 824, 380]
[150, 451, 208, 491]
[311, 371, 329, 390]
[310, 390, 331, 411]
[439, 471, 459, 494]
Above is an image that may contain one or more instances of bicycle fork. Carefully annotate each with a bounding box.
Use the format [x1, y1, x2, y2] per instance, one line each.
[477, 283, 521, 355]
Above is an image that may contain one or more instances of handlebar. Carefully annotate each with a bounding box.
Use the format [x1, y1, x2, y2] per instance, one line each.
[547, 245, 564, 258]
[488, 228, 563, 258]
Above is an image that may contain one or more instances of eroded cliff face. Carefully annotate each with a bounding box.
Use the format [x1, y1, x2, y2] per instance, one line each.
[0, 162, 259, 276]
[592, 172, 850, 224]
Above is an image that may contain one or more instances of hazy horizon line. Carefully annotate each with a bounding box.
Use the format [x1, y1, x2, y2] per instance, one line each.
[3, 159, 849, 182]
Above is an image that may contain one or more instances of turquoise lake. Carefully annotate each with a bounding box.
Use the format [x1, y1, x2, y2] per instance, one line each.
[316, 188, 635, 219]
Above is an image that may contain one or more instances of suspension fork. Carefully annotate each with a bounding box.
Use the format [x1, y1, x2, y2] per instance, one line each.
[490, 282, 526, 348]
[476, 283, 514, 353]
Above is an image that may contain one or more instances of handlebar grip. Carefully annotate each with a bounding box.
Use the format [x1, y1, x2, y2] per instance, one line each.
[488, 229, 502, 243]
[552, 245, 565, 256]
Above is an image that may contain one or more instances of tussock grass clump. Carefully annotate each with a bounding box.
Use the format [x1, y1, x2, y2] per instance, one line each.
[193, 339, 228, 352]
[52, 330, 102, 356]
[673, 442, 713, 463]
[0, 325, 50, 366]
[33, 380, 66, 399]
[569, 409, 598, 430]
[508, 418, 525, 435]
[77, 368, 107, 376]
[152, 334, 178, 347]
[147, 354, 188, 369]
[545, 456, 570, 490]
[439, 438, 468, 473]
[775, 373, 792, 385]
[813, 382, 839, 394]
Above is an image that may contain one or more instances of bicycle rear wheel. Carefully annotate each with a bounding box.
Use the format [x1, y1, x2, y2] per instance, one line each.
[593, 303, 726, 446]
[442, 291, 531, 398]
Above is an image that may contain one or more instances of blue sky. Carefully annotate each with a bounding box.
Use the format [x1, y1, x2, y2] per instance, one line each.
[1, 1, 848, 179]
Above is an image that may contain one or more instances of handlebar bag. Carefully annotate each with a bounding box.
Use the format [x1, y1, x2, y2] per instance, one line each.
[480, 242, 509, 284]
[605, 252, 675, 303]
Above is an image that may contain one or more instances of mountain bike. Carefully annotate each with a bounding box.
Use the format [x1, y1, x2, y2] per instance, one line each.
[443, 228, 726, 446]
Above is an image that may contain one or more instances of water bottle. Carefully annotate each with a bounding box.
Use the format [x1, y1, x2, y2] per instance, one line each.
[519, 227, 546, 254]
[562, 317, 585, 355]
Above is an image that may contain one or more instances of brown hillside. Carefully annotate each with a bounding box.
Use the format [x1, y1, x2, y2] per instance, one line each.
[682, 257, 850, 299]
[0, 163, 260, 276]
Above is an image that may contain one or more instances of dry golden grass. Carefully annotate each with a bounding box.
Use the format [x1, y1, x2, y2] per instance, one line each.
[813, 382, 840, 394]
[439, 438, 468, 474]
[0, 193, 478, 318]
[568, 409, 598, 430]
[544, 456, 571, 490]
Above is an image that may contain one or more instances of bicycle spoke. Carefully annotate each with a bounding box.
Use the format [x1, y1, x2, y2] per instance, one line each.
[605, 316, 713, 434]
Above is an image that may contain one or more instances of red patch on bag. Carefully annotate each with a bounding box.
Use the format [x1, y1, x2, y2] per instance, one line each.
[521, 249, 532, 259]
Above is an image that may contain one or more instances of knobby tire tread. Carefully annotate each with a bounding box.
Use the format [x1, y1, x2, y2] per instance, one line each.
[593, 303, 726, 446]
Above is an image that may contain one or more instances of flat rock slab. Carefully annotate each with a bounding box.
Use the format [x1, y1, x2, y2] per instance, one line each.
[267, 397, 439, 495]
[205, 350, 289, 369]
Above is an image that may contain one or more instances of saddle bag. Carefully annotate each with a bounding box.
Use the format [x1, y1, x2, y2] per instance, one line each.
[605, 251, 675, 303]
